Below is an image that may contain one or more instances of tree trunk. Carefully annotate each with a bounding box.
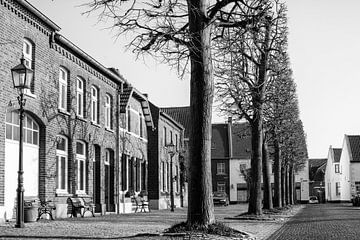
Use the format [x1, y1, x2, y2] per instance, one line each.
[273, 137, 282, 208]
[187, 0, 215, 226]
[262, 137, 273, 210]
[289, 165, 294, 205]
[281, 165, 285, 207]
[247, 19, 270, 215]
[248, 118, 263, 215]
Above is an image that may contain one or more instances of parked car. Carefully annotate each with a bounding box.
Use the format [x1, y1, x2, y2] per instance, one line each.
[309, 196, 319, 204]
[213, 192, 229, 206]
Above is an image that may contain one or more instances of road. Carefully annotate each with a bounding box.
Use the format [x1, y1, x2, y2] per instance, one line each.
[267, 203, 360, 240]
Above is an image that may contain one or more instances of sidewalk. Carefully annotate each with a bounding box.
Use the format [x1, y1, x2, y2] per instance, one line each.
[0, 204, 303, 239]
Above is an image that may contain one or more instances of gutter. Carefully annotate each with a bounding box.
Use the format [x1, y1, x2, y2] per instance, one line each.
[15, 0, 61, 31]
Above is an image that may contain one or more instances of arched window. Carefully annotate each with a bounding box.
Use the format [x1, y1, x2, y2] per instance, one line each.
[56, 135, 68, 193]
[91, 86, 99, 123]
[76, 77, 85, 117]
[5, 111, 39, 145]
[105, 94, 112, 129]
[76, 140, 87, 194]
[23, 38, 35, 94]
[59, 67, 68, 111]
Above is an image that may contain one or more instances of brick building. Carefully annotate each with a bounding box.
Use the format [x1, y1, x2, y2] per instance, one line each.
[147, 103, 184, 210]
[0, 0, 153, 221]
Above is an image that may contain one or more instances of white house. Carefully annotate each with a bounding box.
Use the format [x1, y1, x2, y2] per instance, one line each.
[324, 146, 342, 202]
[334, 135, 360, 202]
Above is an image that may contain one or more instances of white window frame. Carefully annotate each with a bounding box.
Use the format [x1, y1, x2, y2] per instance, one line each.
[91, 86, 99, 123]
[76, 77, 84, 117]
[56, 135, 68, 194]
[335, 164, 340, 173]
[22, 39, 34, 95]
[217, 162, 225, 175]
[105, 149, 110, 166]
[76, 141, 86, 194]
[105, 94, 112, 129]
[59, 67, 68, 111]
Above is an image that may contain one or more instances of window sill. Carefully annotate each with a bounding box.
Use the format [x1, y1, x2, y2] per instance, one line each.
[58, 109, 70, 116]
[75, 191, 87, 196]
[105, 127, 114, 133]
[91, 121, 101, 128]
[24, 92, 36, 99]
[55, 191, 71, 197]
[76, 115, 87, 122]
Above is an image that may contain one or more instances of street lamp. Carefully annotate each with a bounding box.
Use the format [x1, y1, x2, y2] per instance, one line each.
[11, 56, 33, 228]
[166, 140, 176, 212]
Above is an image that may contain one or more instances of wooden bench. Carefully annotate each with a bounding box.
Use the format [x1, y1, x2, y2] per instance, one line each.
[67, 197, 95, 217]
[132, 196, 150, 213]
[37, 200, 56, 221]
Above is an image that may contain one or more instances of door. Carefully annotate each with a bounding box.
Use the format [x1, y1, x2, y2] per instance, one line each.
[4, 112, 39, 220]
[93, 145, 101, 213]
[105, 149, 115, 212]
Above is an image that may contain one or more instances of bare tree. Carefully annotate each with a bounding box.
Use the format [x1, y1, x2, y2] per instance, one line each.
[83, 0, 266, 226]
[213, 0, 288, 215]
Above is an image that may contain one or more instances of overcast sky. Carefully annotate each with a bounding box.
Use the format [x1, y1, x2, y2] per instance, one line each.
[27, 0, 360, 159]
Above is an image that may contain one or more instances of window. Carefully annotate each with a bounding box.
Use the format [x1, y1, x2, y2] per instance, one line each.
[170, 131, 173, 144]
[217, 182, 226, 193]
[91, 86, 99, 123]
[5, 111, 39, 145]
[139, 113, 144, 138]
[175, 134, 178, 151]
[121, 154, 128, 191]
[217, 162, 225, 175]
[335, 182, 341, 196]
[105, 94, 112, 129]
[23, 39, 34, 94]
[162, 161, 166, 192]
[76, 77, 85, 117]
[356, 182, 360, 194]
[59, 67, 68, 111]
[335, 164, 340, 173]
[56, 136, 68, 193]
[76, 141, 86, 194]
[166, 162, 170, 192]
[163, 127, 167, 146]
[176, 165, 179, 192]
[127, 107, 131, 132]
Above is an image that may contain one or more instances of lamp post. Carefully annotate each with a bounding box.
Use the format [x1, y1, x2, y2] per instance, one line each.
[166, 141, 176, 212]
[11, 57, 33, 228]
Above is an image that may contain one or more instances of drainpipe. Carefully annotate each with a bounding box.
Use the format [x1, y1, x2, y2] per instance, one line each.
[116, 84, 121, 214]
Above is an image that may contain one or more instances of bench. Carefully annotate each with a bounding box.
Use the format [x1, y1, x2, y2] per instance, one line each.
[67, 197, 95, 217]
[37, 200, 56, 221]
[132, 196, 150, 213]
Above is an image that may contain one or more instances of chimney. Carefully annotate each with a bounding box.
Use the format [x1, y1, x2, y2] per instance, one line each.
[227, 117, 233, 159]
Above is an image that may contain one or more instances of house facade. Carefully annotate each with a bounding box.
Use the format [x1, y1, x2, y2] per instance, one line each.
[334, 135, 360, 202]
[147, 103, 184, 210]
[0, 0, 154, 222]
[308, 158, 327, 203]
[324, 146, 342, 202]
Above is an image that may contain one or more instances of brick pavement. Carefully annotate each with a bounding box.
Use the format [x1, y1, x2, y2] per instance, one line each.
[267, 203, 360, 240]
[0, 204, 301, 239]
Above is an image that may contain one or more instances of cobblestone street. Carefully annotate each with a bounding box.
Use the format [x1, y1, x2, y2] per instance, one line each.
[0, 204, 292, 239]
[267, 203, 360, 240]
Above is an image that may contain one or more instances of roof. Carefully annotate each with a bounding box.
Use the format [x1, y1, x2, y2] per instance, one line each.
[347, 135, 360, 162]
[16, 0, 61, 31]
[211, 122, 251, 159]
[332, 148, 342, 163]
[309, 158, 327, 168]
[161, 107, 191, 138]
[211, 124, 229, 158]
[231, 123, 251, 159]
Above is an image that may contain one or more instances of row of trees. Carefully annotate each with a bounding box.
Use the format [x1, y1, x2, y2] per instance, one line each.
[213, 0, 307, 214]
[84, 0, 307, 227]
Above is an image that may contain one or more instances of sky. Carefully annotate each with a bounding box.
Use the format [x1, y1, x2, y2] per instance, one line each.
[26, 0, 360, 159]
